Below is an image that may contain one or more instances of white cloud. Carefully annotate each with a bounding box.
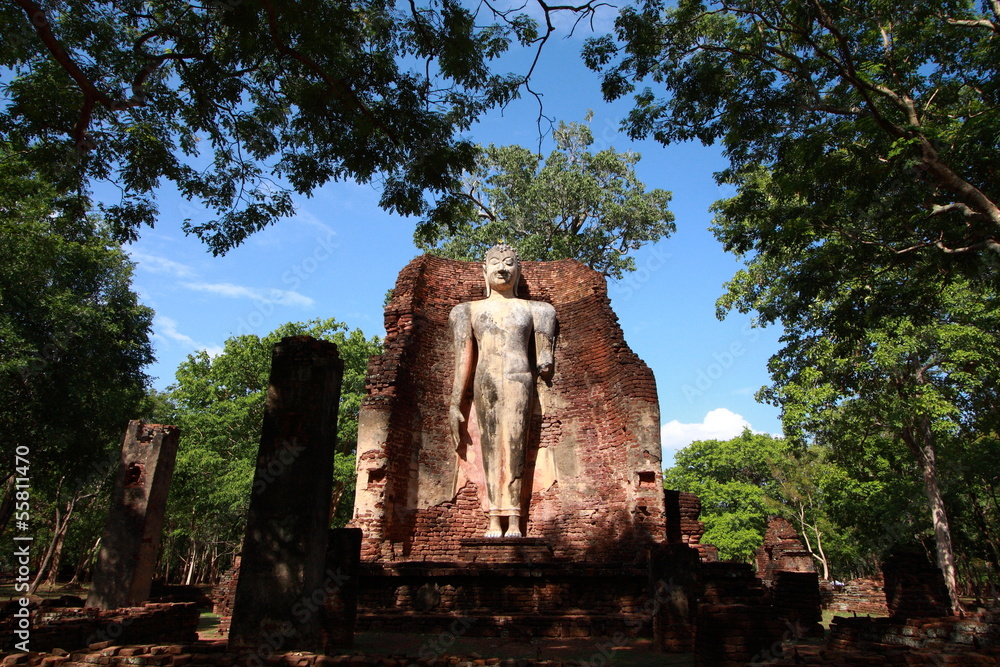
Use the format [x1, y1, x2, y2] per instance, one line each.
[154, 315, 222, 357]
[155, 315, 197, 347]
[181, 282, 314, 307]
[661, 408, 754, 460]
[202, 345, 225, 358]
[128, 250, 196, 278]
[293, 207, 337, 237]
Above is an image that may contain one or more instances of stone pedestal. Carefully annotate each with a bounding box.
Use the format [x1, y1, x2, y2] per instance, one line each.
[695, 562, 784, 666]
[356, 562, 657, 638]
[455, 537, 555, 564]
[649, 544, 700, 653]
[86, 421, 180, 610]
[754, 517, 822, 635]
[228, 336, 344, 653]
[772, 571, 823, 635]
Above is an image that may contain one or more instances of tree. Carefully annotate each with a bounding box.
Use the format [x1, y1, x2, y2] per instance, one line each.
[414, 115, 674, 278]
[585, 0, 999, 279]
[765, 446, 838, 580]
[759, 276, 1000, 611]
[584, 0, 1000, 612]
[159, 319, 380, 583]
[818, 428, 944, 580]
[663, 430, 793, 562]
[1, 0, 602, 254]
[0, 144, 154, 541]
[946, 431, 1000, 602]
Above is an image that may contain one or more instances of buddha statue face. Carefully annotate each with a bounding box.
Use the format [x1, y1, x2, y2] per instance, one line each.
[483, 244, 520, 297]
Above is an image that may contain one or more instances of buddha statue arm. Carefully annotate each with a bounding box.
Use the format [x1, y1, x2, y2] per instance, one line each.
[448, 303, 474, 447]
[533, 302, 557, 379]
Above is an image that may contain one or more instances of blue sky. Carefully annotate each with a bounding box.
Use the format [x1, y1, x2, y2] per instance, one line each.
[122, 6, 786, 467]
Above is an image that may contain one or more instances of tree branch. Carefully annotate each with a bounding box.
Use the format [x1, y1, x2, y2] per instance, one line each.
[935, 237, 1000, 255]
[944, 17, 999, 33]
[13, 0, 115, 147]
[259, 0, 399, 145]
[13, 0, 205, 150]
[799, 2, 1000, 228]
[461, 188, 495, 221]
[803, 0, 913, 136]
[929, 202, 981, 219]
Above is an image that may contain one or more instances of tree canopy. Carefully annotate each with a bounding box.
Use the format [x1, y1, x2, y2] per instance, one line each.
[415, 116, 674, 277]
[158, 318, 380, 582]
[585, 1, 1000, 608]
[0, 0, 606, 254]
[586, 0, 999, 289]
[664, 430, 793, 562]
[0, 145, 154, 529]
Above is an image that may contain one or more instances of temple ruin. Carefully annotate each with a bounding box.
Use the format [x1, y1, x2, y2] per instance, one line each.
[351, 254, 665, 562]
[86, 421, 180, 611]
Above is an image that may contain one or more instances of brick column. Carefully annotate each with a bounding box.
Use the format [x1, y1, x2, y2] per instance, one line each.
[86, 421, 180, 610]
[228, 336, 343, 654]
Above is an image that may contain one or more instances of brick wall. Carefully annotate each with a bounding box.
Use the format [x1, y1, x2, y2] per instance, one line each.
[755, 517, 815, 583]
[0, 602, 199, 654]
[212, 556, 240, 635]
[664, 490, 718, 561]
[820, 577, 889, 616]
[883, 550, 952, 619]
[355, 561, 655, 639]
[351, 256, 665, 562]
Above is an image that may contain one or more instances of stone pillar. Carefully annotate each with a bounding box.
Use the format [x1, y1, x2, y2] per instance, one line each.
[883, 550, 952, 619]
[86, 421, 180, 610]
[228, 336, 343, 654]
[324, 528, 362, 648]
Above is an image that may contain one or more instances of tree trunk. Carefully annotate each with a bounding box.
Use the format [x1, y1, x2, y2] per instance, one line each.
[184, 542, 198, 586]
[30, 493, 76, 594]
[965, 480, 1000, 576]
[906, 417, 963, 614]
[41, 514, 69, 587]
[811, 521, 831, 581]
[0, 474, 15, 538]
[795, 502, 831, 581]
[209, 542, 220, 584]
[330, 479, 345, 525]
[70, 535, 101, 585]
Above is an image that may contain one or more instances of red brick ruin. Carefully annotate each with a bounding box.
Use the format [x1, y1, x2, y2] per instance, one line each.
[821, 577, 889, 616]
[664, 489, 718, 561]
[351, 255, 665, 561]
[86, 421, 180, 610]
[344, 256, 678, 640]
[755, 516, 823, 636]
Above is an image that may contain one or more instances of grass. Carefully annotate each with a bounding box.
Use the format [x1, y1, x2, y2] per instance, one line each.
[0, 582, 89, 602]
[197, 612, 223, 639]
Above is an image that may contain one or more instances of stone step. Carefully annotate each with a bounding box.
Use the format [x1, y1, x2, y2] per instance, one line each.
[356, 612, 650, 639]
